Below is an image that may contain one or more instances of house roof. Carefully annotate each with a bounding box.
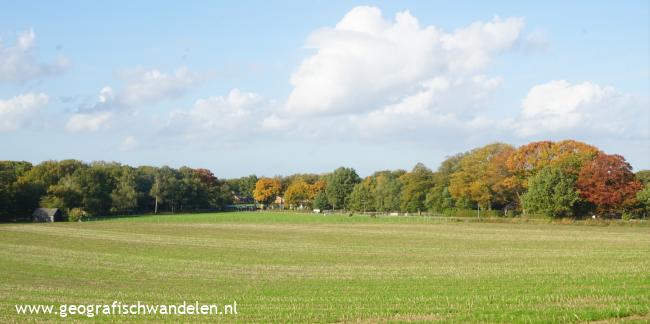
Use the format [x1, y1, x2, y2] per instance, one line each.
[33, 208, 59, 217]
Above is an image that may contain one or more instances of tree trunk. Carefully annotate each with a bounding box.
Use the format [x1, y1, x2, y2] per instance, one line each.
[154, 196, 158, 214]
[515, 191, 525, 215]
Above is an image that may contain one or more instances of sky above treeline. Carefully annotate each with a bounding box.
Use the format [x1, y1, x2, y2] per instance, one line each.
[1, 1, 648, 178]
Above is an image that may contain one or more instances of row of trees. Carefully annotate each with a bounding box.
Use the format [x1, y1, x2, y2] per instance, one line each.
[0, 160, 232, 221]
[1, 139, 648, 221]
[246, 140, 649, 218]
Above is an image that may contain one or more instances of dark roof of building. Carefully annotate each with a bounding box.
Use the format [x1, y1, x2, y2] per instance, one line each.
[32, 208, 60, 217]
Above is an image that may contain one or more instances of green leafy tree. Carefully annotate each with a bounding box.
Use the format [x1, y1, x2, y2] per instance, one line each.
[636, 170, 650, 186]
[227, 175, 258, 198]
[349, 178, 375, 212]
[40, 174, 82, 213]
[522, 167, 580, 218]
[636, 184, 650, 218]
[312, 190, 328, 209]
[426, 185, 453, 213]
[150, 166, 181, 213]
[373, 170, 403, 212]
[0, 161, 34, 220]
[324, 167, 360, 210]
[73, 165, 115, 215]
[399, 163, 434, 213]
[111, 168, 138, 213]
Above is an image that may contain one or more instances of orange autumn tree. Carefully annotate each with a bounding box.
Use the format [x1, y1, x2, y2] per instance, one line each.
[549, 140, 599, 176]
[576, 153, 642, 214]
[253, 177, 281, 206]
[284, 179, 310, 208]
[485, 145, 517, 210]
[504, 140, 598, 213]
[449, 143, 514, 210]
[308, 179, 326, 200]
[285, 177, 326, 208]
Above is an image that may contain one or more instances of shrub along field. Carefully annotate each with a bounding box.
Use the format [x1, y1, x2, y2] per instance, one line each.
[0, 212, 649, 322]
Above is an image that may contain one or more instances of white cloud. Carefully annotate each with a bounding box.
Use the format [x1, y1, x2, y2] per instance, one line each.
[0, 93, 49, 131]
[285, 6, 523, 116]
[119, 136, 138, 151]
[68, 67, 204, 132]
[119, 67, 203, 107]
[524, 28, 550, 52]
[351, 75, 503, 138]
[65, 112, 112, 132]
[77, 67, 203, 113]
[441, 16, 524, 72]
[164, 89, 273, 140]
[98, 86, 115, 104]
[0, 29, 70, 83]
[509, 80, 649, 139]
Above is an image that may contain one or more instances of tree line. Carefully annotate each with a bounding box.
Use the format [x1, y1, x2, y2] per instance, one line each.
[0, 161, 232, 221]
[1, 139, 649, 221]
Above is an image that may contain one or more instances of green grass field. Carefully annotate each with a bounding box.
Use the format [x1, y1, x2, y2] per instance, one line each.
[1, 212, 649, 322]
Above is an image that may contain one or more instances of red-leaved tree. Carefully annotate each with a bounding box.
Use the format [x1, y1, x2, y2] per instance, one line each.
[576, 153, 642, 214]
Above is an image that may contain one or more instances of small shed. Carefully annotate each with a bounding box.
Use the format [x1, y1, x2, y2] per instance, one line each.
[32, 208, 62, 222]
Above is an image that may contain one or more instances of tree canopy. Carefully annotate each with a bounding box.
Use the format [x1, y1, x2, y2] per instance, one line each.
[0, 139, 647, 221]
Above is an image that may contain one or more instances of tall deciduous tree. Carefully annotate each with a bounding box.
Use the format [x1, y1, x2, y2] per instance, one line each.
[110, 167, 138, 213]
[325, 167, 360, 210]
[522, 167, 580, 218]
[504, 140, 598, 213]
[636, 170, 650, 186]
[636, 184, 650, 217]
[349, 177, 375, 212]
[227, 175, 258, 198]
[284, 179, 311, 208]
[0, 161, 34, 220]
[73, 165, 115, 215]
[374, 170, 403, 212]
[253, 177, 282, 206]
[576, 153, 642, 214]
[449, 143, 514, 211]
[400, 163, 434, 213]
[150, 166, 181, 213]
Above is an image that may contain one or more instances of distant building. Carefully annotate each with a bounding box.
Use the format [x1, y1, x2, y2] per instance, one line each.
[32, 208, 63, 222]
[233, 195, 255, 204]
[274, 196, 285, 209]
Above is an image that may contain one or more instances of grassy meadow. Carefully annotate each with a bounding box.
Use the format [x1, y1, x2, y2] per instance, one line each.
[0, 212, 649, 322]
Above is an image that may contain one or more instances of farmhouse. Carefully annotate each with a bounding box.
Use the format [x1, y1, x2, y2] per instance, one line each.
[32, 208, 63, 222]
[274, 196, 285, 209]
[233, 195, 255, 204]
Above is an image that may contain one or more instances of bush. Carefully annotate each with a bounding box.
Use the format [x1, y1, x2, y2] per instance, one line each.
[68, 208, 88, 222]
[622, 212, 633, 221]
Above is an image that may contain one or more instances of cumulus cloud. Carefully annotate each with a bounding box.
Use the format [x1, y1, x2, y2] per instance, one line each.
[164, 89, 274, 140]
[68, 66, 204, 132]
[65, 112, 112, 132]
[285, 6, 523, 116]
[0, 93, 49, 131]
[524, 28, 550, 52]
[118, 67, 203, 107]
[508, 80, 649, 139]
[351, 75, 503, 138]
[0, 29, 70, 83]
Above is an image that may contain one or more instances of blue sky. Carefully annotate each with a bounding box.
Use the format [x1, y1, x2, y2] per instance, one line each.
[1, 1, 648, 178]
